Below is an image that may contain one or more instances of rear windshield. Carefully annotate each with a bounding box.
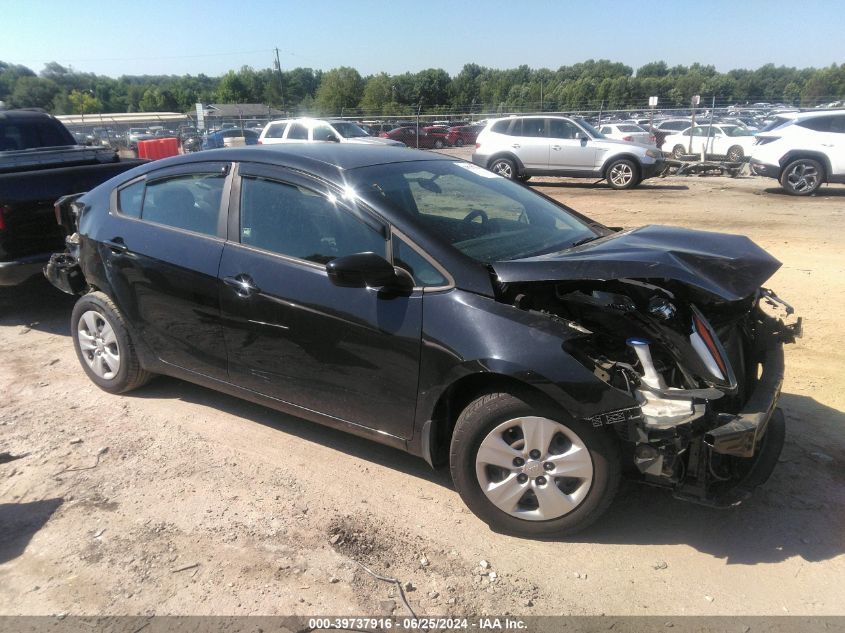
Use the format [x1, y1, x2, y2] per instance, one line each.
[0, 118, 75, 150]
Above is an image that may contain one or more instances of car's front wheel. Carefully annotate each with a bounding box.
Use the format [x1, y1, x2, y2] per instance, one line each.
[450, 393, 620, 536]
[489, 157, 517, 179]
[606, 159, 640, 189]
[71, 291, 153, 394]
[780, 158, 824, 196]
[434, 139, 444, 149]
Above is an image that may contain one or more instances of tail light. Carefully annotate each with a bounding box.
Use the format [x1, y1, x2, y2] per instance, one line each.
[475, 143, 481, 149]
[623, 135, 633, 142]
[649, 135, 656, 144]
[0, 205, 7, 231]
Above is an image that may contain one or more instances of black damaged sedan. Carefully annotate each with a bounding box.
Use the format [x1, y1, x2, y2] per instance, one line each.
[46, 144, 800, 536]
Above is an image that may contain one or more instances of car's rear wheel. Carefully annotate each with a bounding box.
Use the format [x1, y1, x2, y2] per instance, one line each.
[71, 291, 153, 394]
[434, 139, 444, 149]
[672, 144, 686, 159]
[780, 158, 824, 196]
[489, 157, 517, 179]
[450, 392, 620, 536]
[454, 138, 465, 147]
[727, 145, 745, 162]
[606, 159, 640, 189]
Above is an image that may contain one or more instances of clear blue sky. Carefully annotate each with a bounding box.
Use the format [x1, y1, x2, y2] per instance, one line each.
[3, 0, 843, 77]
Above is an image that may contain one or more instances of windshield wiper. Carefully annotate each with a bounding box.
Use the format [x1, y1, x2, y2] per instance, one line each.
[571, 235, 601, 248]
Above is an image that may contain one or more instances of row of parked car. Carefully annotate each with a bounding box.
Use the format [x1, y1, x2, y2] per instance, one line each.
[177, 111, 844, 195]
[469, 110, 845, 194]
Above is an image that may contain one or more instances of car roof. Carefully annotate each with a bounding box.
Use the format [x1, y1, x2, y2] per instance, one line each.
[0, 109, 57, 121]
[775, 110, 845, 121]
[143, 143, 454, 175]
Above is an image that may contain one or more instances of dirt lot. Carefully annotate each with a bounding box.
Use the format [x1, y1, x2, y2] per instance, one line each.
[1, 156, 844, 618]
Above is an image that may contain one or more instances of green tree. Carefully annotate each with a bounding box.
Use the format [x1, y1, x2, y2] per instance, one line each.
[315, 67, 363, 115]
[8, 76, 60, 109]
[67, 89, 102, 114]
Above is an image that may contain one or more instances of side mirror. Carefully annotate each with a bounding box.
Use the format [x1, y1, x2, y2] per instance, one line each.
[326, 133, 341, 143]
[579, 135, 589, 144]
[326, 252, 412, 290]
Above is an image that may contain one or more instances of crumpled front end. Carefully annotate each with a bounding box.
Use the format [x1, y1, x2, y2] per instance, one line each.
[494, 272, 801, 507]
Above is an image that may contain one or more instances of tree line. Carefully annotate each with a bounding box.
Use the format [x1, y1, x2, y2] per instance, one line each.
[1, 59, 844, 117]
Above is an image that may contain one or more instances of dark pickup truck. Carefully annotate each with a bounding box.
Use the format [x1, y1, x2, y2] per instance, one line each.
[0, 109, 145, 286]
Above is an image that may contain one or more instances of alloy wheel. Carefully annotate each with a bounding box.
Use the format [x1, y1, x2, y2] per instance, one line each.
[77, 310, 121, 380]
[785, 161, 820, 193]
[491, 160, 514, 179]
[609, 162, 634, 187]
[475, 416, 593, 521]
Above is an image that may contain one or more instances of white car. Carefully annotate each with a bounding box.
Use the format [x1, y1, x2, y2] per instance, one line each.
[258, 118, 404, 146]
[750, 110, 845, 195]
[662, 124, 757, 161]
[597, 123, 655, 146]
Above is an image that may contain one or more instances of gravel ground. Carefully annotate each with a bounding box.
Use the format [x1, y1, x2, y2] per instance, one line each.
[1, 158, 843, 617]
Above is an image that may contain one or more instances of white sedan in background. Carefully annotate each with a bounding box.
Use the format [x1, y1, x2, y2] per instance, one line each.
[663, 124, 757, 161]
[597, 123, 655, 146]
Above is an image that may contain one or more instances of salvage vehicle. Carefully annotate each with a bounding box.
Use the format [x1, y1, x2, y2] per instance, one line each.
[45, 144, 799, 536]
[0, 109, 145, 286]
[472, 115, 664, 189]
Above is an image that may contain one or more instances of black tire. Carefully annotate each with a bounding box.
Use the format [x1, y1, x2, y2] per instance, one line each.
[605, 158, 640, 189]
[449, 392, 621, 537]
[489, 157, 517, 179]
[434, 139, 444, 149]
[672, 144, 686, 159]
[71, 291, 153, 394]
[780, 158, 824, 196]
[454, 138, 465, 147]
[517, 174, 532, 182]
[726, 145, 744, 162]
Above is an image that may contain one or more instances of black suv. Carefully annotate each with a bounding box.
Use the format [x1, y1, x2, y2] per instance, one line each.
[46, 144, 798, 536]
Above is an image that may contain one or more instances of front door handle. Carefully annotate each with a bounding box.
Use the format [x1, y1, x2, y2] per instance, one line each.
[104, 237, 128, 253]
[552, 145, 562, 150]
[511, 143, 521, 149]
[223, 274, 260, 298]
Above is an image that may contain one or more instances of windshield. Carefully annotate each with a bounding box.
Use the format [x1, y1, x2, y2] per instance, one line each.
[349, 160, 598, 263]
[330, 122, 370, 138]
[724, 125, 752, 137]
[575, 119, 606, 139]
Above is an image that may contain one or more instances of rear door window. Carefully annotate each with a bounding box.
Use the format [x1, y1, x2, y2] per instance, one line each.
[286, 123, 308, 140]
[140, 173, 225, 236]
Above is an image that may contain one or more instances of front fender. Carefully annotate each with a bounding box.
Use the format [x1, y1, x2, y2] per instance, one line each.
[414, 289, 637, 438]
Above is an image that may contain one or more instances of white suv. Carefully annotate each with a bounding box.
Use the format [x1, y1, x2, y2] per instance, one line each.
[472, 116, 664, 189]
[258, 118, 404, 147]
[750, 110, 845, 195]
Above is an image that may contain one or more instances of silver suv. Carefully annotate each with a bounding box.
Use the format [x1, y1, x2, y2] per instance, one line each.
[472, 116, 664, 189]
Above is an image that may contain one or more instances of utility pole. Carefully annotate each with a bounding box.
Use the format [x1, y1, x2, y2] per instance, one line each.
[274, 48, 285, 115]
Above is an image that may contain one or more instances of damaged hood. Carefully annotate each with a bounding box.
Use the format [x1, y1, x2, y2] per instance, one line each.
[492, 225, 781, 301]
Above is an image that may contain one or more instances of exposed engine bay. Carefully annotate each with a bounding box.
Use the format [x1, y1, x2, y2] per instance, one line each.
[495, 274, 802, 506]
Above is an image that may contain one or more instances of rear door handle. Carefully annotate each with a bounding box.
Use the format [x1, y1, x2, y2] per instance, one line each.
[511, 144, 521, 149]
[223, 274, 260, 298]
[104, 237, 128, 253]
[552, 145, 562, 150]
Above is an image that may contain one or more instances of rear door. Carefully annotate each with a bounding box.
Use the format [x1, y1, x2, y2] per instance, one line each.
[217, 163, 423, 438]
[508, 118, 550, 170]
[101, 161, 231, 379]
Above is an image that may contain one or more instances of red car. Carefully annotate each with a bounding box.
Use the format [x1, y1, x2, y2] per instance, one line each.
[380, 126, 449, 149]
[446, 124, 483, 147]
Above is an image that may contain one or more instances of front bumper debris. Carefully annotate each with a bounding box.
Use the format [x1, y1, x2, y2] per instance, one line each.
[705, 342, 783, 458]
